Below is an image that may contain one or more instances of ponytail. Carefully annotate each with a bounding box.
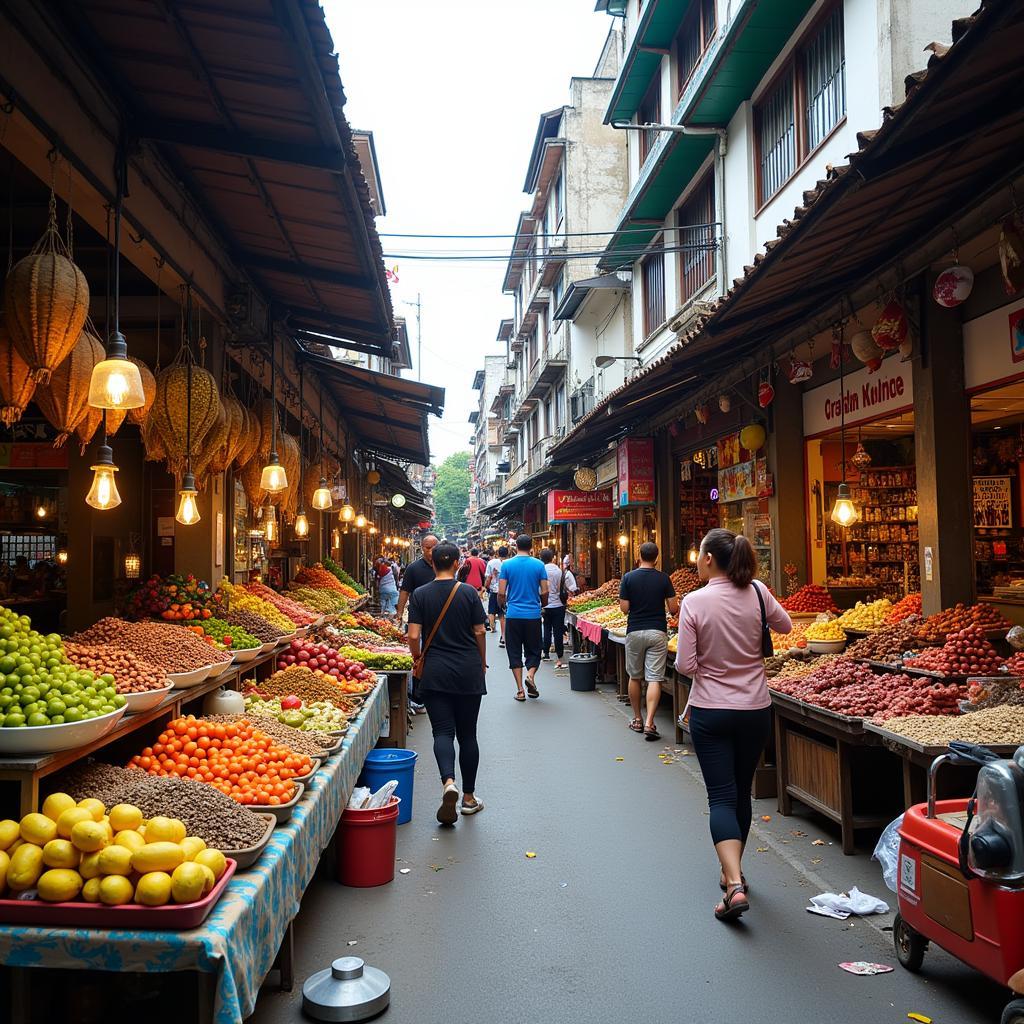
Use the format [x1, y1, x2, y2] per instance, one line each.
[701, 528, 758, 587]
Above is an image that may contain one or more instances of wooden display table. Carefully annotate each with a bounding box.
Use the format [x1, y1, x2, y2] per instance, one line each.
[771, 691, 901, 854]
[375, 669, 409, 750]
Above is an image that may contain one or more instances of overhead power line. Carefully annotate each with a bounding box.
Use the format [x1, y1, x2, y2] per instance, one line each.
[381, 240, 716, 262]
[379, 223, 718, 240]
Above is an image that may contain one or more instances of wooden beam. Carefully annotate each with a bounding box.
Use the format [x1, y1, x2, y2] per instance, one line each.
[242, 252, 375, 290]
[138, 119, 346, 173]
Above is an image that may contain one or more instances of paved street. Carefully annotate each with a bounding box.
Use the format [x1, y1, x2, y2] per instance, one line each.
[256, 631, 1004, 1024]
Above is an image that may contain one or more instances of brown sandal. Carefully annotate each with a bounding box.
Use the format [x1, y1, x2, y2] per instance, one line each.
[644, 725, 660, 741]
[514, 691, 527, 702]
[525, 678, 540, 699]
[628, 718, 644, 733]
[715, 884, 749, 922]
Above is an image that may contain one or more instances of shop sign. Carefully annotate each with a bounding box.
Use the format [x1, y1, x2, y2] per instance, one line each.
[963, 301, 1024, 387]
[718, 460, 758, 503]
[617, 438, 655, 506]
[547, 488, 615, 522]
[802, 360, 913, 437]
[973, 476, 1012, 528]
[596, 453, 618, 487]
[0, 443, 68, 469]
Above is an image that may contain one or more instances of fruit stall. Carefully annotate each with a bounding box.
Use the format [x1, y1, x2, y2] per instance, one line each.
[0, 565, 408, 1021]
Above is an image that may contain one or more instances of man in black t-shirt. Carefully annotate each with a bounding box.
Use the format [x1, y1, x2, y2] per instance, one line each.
[408, 542, 488, 825]
[619, 542, 680, 742]
[396, 534, 438, 622]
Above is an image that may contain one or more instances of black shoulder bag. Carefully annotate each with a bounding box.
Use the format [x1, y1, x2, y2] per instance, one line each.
[753, 582, 773, 657]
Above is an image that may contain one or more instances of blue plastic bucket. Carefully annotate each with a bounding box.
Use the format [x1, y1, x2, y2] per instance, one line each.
[359, 749, 418, 825]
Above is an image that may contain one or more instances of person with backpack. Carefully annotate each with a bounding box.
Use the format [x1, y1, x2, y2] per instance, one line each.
[540, 547, 576, 668]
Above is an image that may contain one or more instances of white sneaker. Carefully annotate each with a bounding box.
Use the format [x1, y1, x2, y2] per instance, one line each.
[437, 783, 459, 825]
[460, 798, 484, 816]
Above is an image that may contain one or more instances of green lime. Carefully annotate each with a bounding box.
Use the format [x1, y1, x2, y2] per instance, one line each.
[26, 712, 49, 727]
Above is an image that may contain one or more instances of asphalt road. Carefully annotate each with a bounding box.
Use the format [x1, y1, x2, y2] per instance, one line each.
[254, 630, 1008, 1024]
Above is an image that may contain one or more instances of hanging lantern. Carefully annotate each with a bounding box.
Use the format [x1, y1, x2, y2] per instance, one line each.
[739, 423, 766, 452]
[56, 548, 68, 565]
[366, 469, 381, 486]
[850, 330, 883, 372]
[85, 444, 121, 510]
[687, 543, 699, 564]
[830, 481, 860, 527]
[757, 380, 774, 408]
[695, 403, 711, 425]
[933, 265, 974, 308]
[850, 443, 872, 471]
[717, 394, 731, 413]
[312, 478, 333, 511]
[787, 356, 813, 384]
[176, 472, 201, 526]
[294, 512, 309, 538]
[999, 213, 1024, 296]
[339, 504, 355, 522]
[88, 337, 146, 410]
[332, 528, 341, 549]
[355, 513, 368, 529]
[871, 300, 909, 352]
[617, 533, 629, 548]
[124, 552, 141, 580]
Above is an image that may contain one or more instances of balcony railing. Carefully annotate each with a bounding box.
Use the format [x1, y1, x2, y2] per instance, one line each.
[525, 338, 568, 402]
[503, 462, 527, 492]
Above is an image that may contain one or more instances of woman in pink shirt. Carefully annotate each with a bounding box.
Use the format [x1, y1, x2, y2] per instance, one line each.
[675, 528, 791, 922]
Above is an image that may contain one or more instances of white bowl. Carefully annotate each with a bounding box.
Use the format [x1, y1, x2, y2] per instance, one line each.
[168, 665, 215, 689]
[260, 641, 278, 654]
[0, 705, 127, 755]
[122, 684, 174, 714]
[232, 647, 260, 664]
[276, 631, 296, 647]
[206, 659, 235, 679]
[808, 638, 847, 655]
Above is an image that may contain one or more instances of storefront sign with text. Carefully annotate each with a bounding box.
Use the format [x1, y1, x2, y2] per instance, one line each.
[547, 488, 615, 522]
[802, 359, 913, 437]
[617, 437, 655, 506]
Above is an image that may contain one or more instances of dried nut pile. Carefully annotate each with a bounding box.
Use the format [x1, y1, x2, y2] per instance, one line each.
[71, 618, 231, 672]
[805, 619, 846, 642]
[965, 680, 1024, 712]
[63, 642, 169, 693]
[845, 621, 923, 663]
[201, 713, 332, 756]
[913, 602, 1012, 643]
[254, 666, 365, 710]
[836, 599, 892, 632]
[46, 764, 269, 849]
[770, 654, 839, 680]
[670, 567, 703, 597]
[880, 705, 1024, 745]
[225, 608, 286, 643]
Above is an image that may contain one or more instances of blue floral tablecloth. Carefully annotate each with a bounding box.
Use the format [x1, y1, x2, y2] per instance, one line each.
[0, 680, 388, 1023]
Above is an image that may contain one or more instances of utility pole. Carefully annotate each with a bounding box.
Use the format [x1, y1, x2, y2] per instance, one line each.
[401, 294, 423, 382]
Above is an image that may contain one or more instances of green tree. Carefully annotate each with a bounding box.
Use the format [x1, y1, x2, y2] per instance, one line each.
[433, 451, 472, 539]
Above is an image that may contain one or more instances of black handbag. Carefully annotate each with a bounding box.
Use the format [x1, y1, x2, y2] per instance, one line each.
[753, 582, 773, 657]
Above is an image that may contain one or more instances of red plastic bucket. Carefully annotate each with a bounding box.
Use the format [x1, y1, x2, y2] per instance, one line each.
[337, 797, 401, 887]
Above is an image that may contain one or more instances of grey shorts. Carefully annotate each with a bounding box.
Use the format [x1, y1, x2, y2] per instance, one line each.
[625, 630, 668, 682]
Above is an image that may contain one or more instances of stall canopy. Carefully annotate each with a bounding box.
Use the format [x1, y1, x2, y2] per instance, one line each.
[551, 0, 1024, 465]
[297, 347, 444, 465]
[374, 460, 429, 508]
[58, 0, 395, 357]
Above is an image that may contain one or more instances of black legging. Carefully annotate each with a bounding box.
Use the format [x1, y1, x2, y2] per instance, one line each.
[688, 706, 771, 845]
[542, 606, 566, 658]
[422, 692, 482, 793]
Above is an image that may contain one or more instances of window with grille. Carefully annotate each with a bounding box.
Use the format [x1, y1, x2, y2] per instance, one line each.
[637, 77, 661, 164]
[641, 245, 666, 338]
[677, 173, 716, 302]
[755, 3, 845, 207]
[675, 0, 717, 96]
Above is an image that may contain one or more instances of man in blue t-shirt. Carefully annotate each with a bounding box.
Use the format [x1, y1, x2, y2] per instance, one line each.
[498, 534, 548, 701]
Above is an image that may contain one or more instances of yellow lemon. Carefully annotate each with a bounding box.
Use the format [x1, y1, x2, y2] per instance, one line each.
[56, 807, 93, 839]
[97, 845, 134, 877]
[6, 838, 24, 856]
[131, 841, 184, 874]
[170, 862, 207, 904]
[76, 798, 105, 822]
[99, 874, 135, 906]
[78, 851, 103, 880]
[179, 836, 207, 861]
[20, 812, 57, 846]
[8, 843, 44, 890]
[194, 848, 226, 881]
[99, 819, 114, 843]
[41, 839, 80, 869]
[81, 877, 103, 902]
[41, 792, 77, 823]
[70, 819, 108, 853]
[0, 849, 9, 896]
[113, 830, 147, 854]
[134, 871, 172, 907]
[145, 816, 186, 844]
[108, 804, 143, 832]
[0, 819, 19, 851]
[37, 868, 83, 902]
[196, 863, 216, 896]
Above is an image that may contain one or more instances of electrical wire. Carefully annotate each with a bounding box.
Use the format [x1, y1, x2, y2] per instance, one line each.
[381, 241, 716, 263]
[379, 223, 719, 240]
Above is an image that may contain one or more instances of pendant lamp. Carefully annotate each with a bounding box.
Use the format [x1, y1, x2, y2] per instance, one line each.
[830, 315, 860, 528]
[339, 504, 355, 522]
[260, 322, 288, 493]
[88, 177, 145, 410]
[175, 293, 201, 526]
[312, 387, 332, 511]
[86, 439, 121, 510]
[355, 513, 367, 529]
[294, 360, 309, 539]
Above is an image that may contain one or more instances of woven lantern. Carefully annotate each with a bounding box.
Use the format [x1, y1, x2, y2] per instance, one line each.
[151, 358, 221, 475]
[193, 400, 230, 482]
[304, 456, 340, 508]
[0, 312, 36, 427]
[35, 327, 104, 447]
[210, 394, 246, 473]
[126, 357, 157, 427]
[233, 407, 262, 470]
[76, 405, 127, 454]
[3, 210, 90, 383]
[240, 456, 266, 508]
[274, 432, 300, 511]
[142, 410, 167, 462]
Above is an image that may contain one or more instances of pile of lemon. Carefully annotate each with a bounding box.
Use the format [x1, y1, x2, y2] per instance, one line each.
[805, 618, 847, 642]
[836, 598, 893, 632]
[0, 793, 227, 907]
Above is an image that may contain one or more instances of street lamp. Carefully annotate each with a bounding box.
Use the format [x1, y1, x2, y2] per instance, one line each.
[595, 355, 643, 370]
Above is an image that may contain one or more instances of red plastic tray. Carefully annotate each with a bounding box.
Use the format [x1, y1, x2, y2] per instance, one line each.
[0, 858, 236, 930]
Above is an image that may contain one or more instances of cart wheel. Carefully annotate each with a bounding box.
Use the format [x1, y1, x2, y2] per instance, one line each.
[1001, 998, 1024, 1024]
[894, 913, 928, 972]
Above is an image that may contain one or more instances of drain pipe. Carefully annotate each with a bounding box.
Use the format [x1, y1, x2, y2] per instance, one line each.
[611, 121, 728, 289]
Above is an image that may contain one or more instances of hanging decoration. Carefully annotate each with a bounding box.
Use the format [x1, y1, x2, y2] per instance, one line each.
[870, 299, 909, 352]
[999, 211, 1024, 296]
[694, 403, 711, 425]
[850, 425, 872, 471]
[85, 432, 121, 510]
[259, 319, 288, 494]
[850, 329, 883, 373]
[757, 369, 774, 409]
[35, 324, 104, 447]
[175, 289, 201, 527]
[0, 315, 36, 426]
[738, 423, 766, 452]
[717, 393, 731, 413]
[126, 357, 156, 427]
[787, 353, 813, 384]
[933, 263, 974, 308]
[294, 360, 309, 539]
[830, 314, 860, 528]
[573, 466, 597, 491]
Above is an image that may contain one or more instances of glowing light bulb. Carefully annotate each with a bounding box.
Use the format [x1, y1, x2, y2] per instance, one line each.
[830, 482, 860, 527]
[339, 504, 355, 522]
[355, 513, 367, 529]
[124, 553, 141, 579]
[175, 473, 201, 526]
[56, 549, 68, 565]
[687, 545, 699, 564]
[265, 516, 277, 543]
[259, 456, 288, 493]
[617, 533, 629, 548]
[86, 446, 121, 510]
[369, 525, 377, 535]
[311, 479, 332, 511]
[35, 504, 47, 519]
[294, 512, 309, 538]
[596, 540, 603, 549]
[88, 338, 145, 409]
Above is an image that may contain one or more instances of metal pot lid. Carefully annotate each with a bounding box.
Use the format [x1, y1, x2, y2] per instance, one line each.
[302, 957, 391, 1022]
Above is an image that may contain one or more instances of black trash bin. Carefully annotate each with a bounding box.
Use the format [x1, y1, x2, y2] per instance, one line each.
[568, 653, 597, 691]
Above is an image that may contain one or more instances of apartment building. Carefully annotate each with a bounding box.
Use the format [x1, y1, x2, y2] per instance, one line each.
[469, 354, 507, 535]
[597, 0, 960, 360]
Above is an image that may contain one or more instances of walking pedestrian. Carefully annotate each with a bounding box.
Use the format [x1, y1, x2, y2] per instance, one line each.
[498, 534, 548, 701]
[407, 542, 488, 824]
[485, 546, 508, 643]
[375, 556, 399, 617]
[540, 548, 576, 668]
[675, 528, 791, 922]
[619, 542, 679, 741]
[457, 547, 488, 593]
[397, 534, 438, 714]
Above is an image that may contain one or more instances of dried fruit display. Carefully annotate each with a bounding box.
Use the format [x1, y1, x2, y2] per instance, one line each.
[781, 584, 838, 614]
[885, 592, 922, 624]
[836, 599, 892, 632]
[904, 625, 1003, 677]
[805, 619, 846, 642]
[568, 579, 621, 608]
[913, 603, 1012, 643]
[845, 621, 922, 663]
[670, 567, 703, 596]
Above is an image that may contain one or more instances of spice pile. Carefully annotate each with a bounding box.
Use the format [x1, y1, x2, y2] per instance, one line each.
[62, 642, 169, 694]
[878, 705, 1024, 746]
[251, 665, 369, 708]
[904, 625, 1004, 676]
[70, 619, 231, 672]
[219, 581, 296, 632]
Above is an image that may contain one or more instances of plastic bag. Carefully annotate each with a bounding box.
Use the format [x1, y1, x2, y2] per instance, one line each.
[872, 814, 904, 893]
[367, 780, 399, 809]
[347, 786, 372, 810]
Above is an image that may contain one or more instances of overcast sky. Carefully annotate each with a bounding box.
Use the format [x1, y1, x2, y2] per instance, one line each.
[323, 1, 614, 464]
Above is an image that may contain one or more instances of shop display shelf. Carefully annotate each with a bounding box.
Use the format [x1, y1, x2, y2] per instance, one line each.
[123, 683, 175, 714]
[0, 705, 128, 755]
[253, 782, 304, 823]
[0, 859, 237, 929]
[223, 813, 277, 869]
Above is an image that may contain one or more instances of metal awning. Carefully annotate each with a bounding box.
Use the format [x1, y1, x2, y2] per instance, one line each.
[59, 0, 395, 356]
[297, 348, 444, 464]
[553, 273, 629, 321]
[374, 460, 427, 504]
